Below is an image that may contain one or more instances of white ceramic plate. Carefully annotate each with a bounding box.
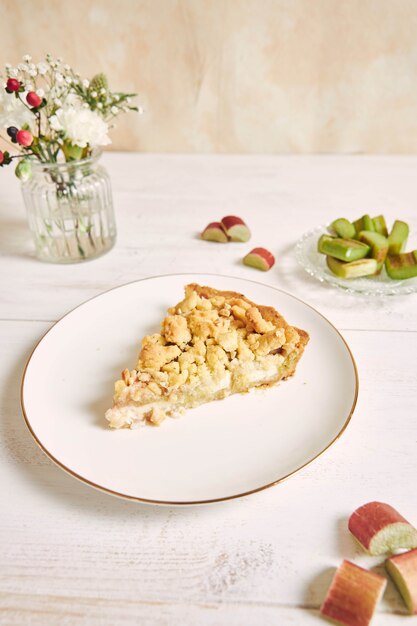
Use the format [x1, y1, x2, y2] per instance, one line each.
[21, 274, 358, 505]
[296, 225, 417, 296]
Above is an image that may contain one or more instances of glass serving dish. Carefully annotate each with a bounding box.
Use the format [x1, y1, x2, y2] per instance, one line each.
[295, 225, 417, 296]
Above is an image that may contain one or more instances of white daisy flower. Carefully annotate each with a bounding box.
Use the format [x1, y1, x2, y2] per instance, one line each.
[49, 105, 111, 147]
[37, 63, 48, 75]
[82, 79, 89, 88]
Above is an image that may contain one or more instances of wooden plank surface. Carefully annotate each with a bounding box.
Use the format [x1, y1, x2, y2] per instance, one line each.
[1, 154, 416, 625]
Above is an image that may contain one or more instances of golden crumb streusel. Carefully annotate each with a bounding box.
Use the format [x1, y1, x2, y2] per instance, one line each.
[113, 284, 305, 404]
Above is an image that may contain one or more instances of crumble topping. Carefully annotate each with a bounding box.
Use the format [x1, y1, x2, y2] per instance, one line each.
[113, 284, 300, 401]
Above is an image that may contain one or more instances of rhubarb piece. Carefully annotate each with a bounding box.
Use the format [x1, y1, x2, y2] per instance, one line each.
[320, 560, 387, 626]
[386, 548, 417, 614]
[353, 214, 375, 236]
[243, 247, 275, 271]
[327, 256, 378, 279]
[348, 502, 417, 556]
[201, 222, 229, 243]
[385, 251, 417, 280]
[388, 220, 409, 254]
[358, 231, 389, 274]
[330, 218, 356, 240]
[318, 234, 335, 252]
[221, 215, 251, 242]
[372, 215, 388, 237]
[318, 237, 370, 262]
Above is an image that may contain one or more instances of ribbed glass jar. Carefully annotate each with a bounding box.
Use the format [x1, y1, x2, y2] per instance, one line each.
[21, 152, 116, 263]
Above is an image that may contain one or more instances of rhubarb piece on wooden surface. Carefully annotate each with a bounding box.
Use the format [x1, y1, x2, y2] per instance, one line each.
[243, 247, 275, 271]
[348, 502, 417, 556]
[201, 222, 229, 243]
[320, 559, 386, 626]
[221, 215, 251, 242]
[386, 548, 417, 614]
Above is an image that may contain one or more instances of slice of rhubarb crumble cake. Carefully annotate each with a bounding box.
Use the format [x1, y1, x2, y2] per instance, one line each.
[105, 284, 309, 428]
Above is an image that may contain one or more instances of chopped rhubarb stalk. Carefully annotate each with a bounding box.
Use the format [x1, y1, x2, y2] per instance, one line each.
[386, 548, 417, 614]
[320, 560, 386, 626]
[348, 502, 417, 556]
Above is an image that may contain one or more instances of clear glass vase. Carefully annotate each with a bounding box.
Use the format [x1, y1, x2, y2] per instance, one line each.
[21, 152, 116, 263]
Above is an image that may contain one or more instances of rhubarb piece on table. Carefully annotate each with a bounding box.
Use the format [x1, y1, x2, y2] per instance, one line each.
[385, 251, 417, 280]
[201, 222, 229, 243]
[388, 220, 409, 254]
[358, 231, 389, 274]
[243, 247, 275, 271]
[320, 560, 386, 626]
[330, 218, 356, 240]
[372, 215, 388, 237]
[386, 548, 417, 614]
[326, 256, 377, 279]
[221, 215, 251, 242]
[348, 501, 417, 556]
[353, 214, 375, 236]
[318, 236, 370, 262]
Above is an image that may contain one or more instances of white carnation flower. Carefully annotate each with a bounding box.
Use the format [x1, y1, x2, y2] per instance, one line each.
[0, 89, 34, 129]
[49, 106, 111, 148]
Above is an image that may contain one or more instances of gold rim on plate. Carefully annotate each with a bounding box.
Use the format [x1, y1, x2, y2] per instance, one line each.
[20, 273, 359, 506]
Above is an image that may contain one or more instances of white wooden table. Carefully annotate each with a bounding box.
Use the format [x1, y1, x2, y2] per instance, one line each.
[1, 153, 416, 625]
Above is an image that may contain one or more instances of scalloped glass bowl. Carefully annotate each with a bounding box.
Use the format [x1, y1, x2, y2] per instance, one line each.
[295, 225, 417, 296]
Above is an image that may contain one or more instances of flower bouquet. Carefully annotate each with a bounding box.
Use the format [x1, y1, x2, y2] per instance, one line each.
[0, 54, 140, 262]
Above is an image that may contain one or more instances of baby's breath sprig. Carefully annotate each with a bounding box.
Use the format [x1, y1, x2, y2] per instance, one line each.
[71, 72, 139, 121]
[0, 54, 141, 180]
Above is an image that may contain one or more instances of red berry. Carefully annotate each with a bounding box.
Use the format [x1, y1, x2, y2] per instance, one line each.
[0, 151, 4, 165]
[26, 91, 42, 108]
[16, 129, 33, 147]
[6, 78, 20, 92]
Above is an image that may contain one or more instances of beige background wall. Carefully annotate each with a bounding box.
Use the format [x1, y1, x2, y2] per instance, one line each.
[2, 0, 417, 153]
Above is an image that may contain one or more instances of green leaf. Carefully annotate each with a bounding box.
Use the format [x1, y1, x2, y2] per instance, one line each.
[62, 141, 84, 161]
